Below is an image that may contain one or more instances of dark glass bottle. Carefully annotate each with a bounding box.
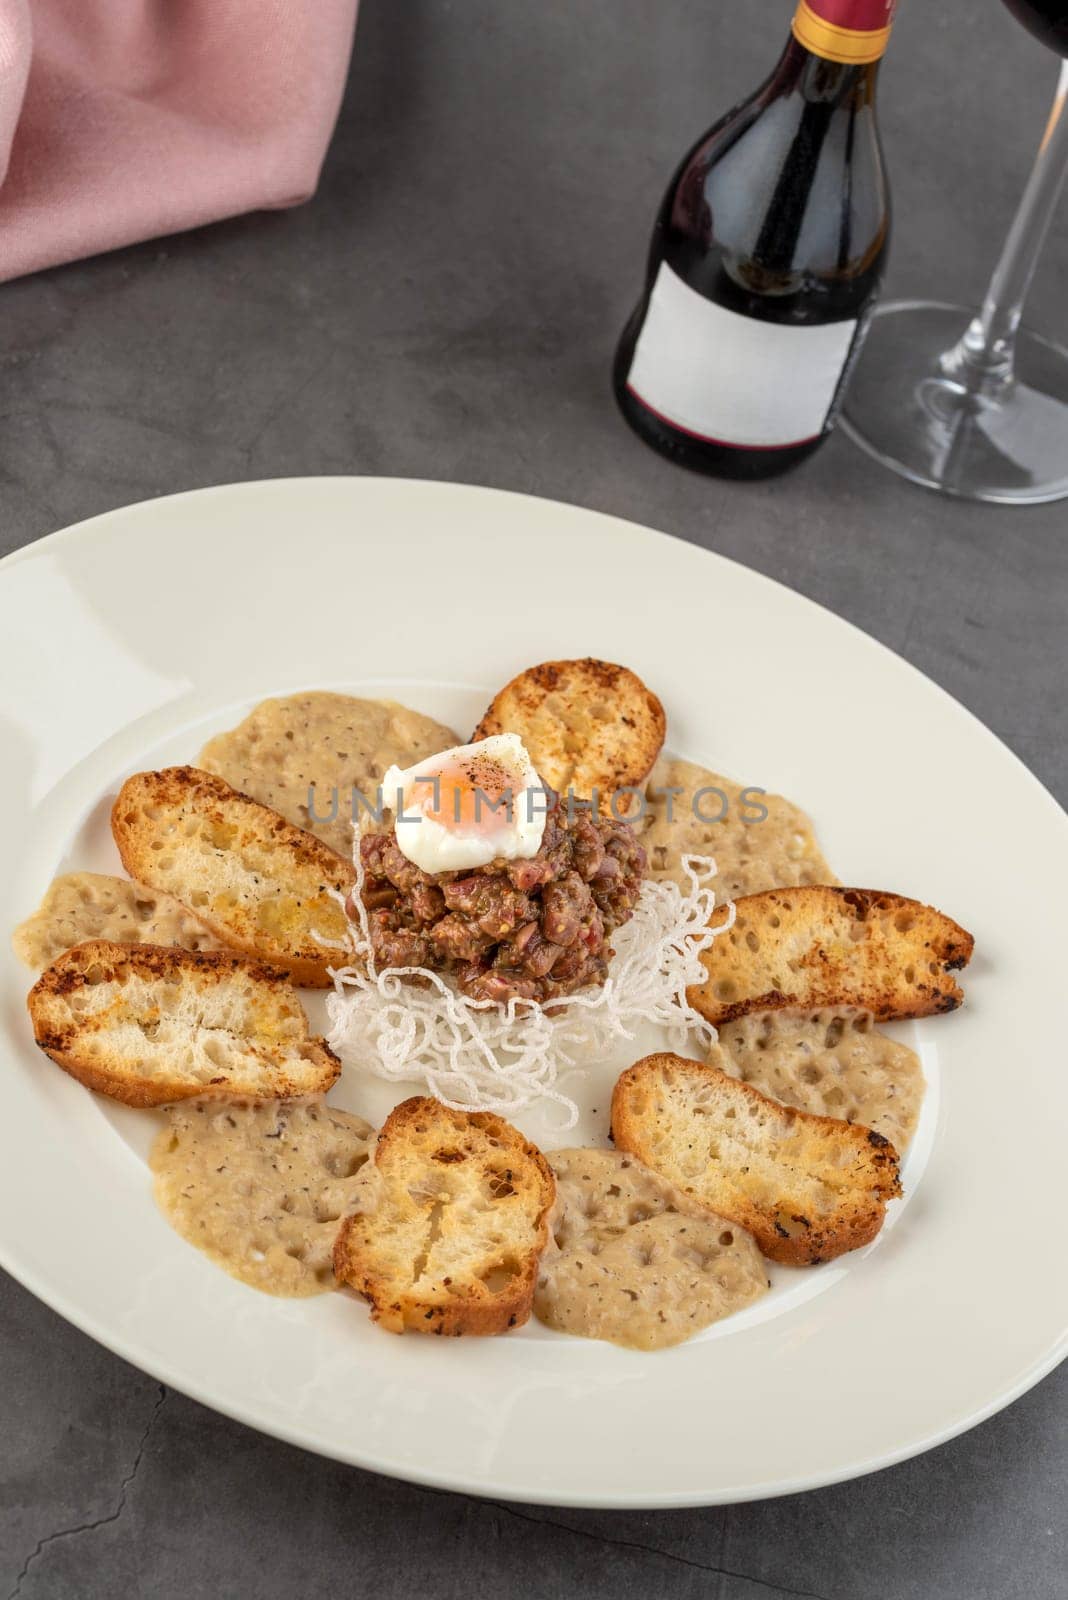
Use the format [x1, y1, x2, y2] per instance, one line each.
[614, 1, 896, 479]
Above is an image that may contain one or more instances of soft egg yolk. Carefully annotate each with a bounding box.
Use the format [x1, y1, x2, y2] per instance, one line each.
[408, 756, 515, 835]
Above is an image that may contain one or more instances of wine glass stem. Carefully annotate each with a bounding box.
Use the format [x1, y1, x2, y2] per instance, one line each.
[942, 58, 1068, 395]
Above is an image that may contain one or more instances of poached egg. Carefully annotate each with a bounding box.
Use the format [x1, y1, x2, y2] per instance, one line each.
[381, 733, 548, 874]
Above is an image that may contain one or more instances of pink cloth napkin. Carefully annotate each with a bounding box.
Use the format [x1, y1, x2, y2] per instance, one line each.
[0, 0, 359, 283]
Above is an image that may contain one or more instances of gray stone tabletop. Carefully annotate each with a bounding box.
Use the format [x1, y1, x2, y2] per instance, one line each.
[2, 2, 1066, 1596]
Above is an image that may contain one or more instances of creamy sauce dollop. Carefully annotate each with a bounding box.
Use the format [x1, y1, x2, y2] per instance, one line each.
[535, 1147, 769, 1350]
[151, 1098, 374, 1297]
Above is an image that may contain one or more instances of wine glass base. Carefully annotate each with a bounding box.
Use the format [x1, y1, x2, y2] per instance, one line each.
[840, 301, 1068, 505]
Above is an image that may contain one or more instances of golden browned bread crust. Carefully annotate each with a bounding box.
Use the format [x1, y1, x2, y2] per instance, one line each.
[611, 1051, 902, 1267]
[111, 766, 356, 987]
[689, 886, 974, 1026]
[27, 940, 340, 1108]
[472, 658, 666, 803]
[333, 1096, 556, 1336]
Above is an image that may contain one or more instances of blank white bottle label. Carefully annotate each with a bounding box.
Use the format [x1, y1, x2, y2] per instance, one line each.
[626, 262, 858, 449]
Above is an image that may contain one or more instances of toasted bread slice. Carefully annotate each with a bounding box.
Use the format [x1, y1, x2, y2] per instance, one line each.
[611, 1052, 901, 1266]
[111, 767, 355, 987]
[333, 1096, 555, 1335]
[27, 941, 340, 1108]
[12, 872, 224, 971]
[472, 658, 666, 804]
[689, 886, 974, 1026]
[199, 692, 458, 860]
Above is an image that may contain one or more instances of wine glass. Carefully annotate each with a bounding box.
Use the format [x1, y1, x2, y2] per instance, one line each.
[840, 2, 1068, 504]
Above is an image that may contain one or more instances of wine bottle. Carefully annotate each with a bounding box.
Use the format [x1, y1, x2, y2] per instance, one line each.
[614, 1, 896, 480]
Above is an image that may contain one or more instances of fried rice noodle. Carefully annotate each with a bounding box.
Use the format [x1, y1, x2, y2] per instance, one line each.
[326, 839, 733, 1129]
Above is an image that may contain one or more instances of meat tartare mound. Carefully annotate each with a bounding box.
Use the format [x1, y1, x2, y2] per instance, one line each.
[356, 793, 647, 1004]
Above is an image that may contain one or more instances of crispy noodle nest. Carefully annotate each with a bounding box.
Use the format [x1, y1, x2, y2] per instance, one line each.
[326, 846, 734, 1128]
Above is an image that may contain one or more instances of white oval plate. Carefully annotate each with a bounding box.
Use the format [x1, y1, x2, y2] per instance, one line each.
[1, 478, 1065, 1509]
